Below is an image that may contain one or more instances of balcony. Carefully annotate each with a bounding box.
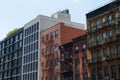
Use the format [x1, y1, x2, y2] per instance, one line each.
[43, 52, 53, 58]
[42, 66, 54, 71]
[87, 18, 120, 34]
[42, 38, 53, 45]
[88, 57, 103, 65]
[61, 67, 73, 74]
[103, 54, 116, 62]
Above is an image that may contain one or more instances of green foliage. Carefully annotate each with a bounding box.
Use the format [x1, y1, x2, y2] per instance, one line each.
[6, 28, 19, 36]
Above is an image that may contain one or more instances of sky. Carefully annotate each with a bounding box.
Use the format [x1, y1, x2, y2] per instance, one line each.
[0, 0, 111, 40]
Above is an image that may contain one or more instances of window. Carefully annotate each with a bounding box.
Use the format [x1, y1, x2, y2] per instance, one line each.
[82, 44, 86, 52]
[110, 47, 114, 58]
[55, 75, 58, 80]
[18, 41, 22, 48]
[82, 58, 86, 67]
[115, 12, 119, 19]
[109, 30, 113, 38]
[117, 45, 120, 56]
[116, 28, 120, 36]
[91, 51, 96, 62]
[96, 34, 100, 44]
[91, 68, 96, 80]
[98, 67, 102, 79]
[91, 36, 94, 45]
[97, 50, 101, 61]
[42, 36, 44, 42]
[96, 20, 100, 29]
[75, 46, 79, 54]
[55, 43, 59, 52]
[75, 59, 79, 69]
[104, 66, 109, 79]
[83, 73, 87, 80]
[61, 53, 65, 61]
[108, 15, 112, 24]
[55, 30, 59, 38]
[75, 75, 80, 80]
[50, 45, 54, 54]
[15, 35, 18, 42]
[102, 17, 106, 24]
[41, 62, 44, 67]
[111, 65, 116, 78]
[19, 33, 23, 40]
[103, 48, 107, 58]
[41, 48, 44, 55]
[55, 58, 58, 66]
[50, 32, 54, 39]
[37, 22, 39, 30]
[102, 32, 106, 43]
[46, 34, 49, 40]
[90, 22, 94, 32]
[46, 47, 49, 54]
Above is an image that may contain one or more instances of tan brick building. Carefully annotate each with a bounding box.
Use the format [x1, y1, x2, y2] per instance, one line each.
[86, 0, 120, 80]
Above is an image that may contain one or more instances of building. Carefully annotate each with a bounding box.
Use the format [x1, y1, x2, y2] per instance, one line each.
[86, 0, 120, 80]
[40, 23, 86, 80]
[22, 9, 85, 80]
[72, 34, 87, 80]
[0, 28, 23, 80]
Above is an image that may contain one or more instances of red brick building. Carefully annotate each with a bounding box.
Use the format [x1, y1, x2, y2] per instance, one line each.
[72, 34, 87, 80]
[40, 23, 86, 80]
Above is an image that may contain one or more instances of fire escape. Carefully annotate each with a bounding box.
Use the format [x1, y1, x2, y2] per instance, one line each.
[42, 35, 54, 80]
[56, 44, 73, 80]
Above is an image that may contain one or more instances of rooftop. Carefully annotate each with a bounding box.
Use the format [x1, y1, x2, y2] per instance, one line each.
[86, 0, 120, 19]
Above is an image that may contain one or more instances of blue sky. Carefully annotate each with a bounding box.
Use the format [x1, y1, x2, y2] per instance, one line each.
[0, 0, 111, 40]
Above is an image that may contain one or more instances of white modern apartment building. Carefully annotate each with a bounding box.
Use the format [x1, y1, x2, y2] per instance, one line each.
[22, 9, 85, 80]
